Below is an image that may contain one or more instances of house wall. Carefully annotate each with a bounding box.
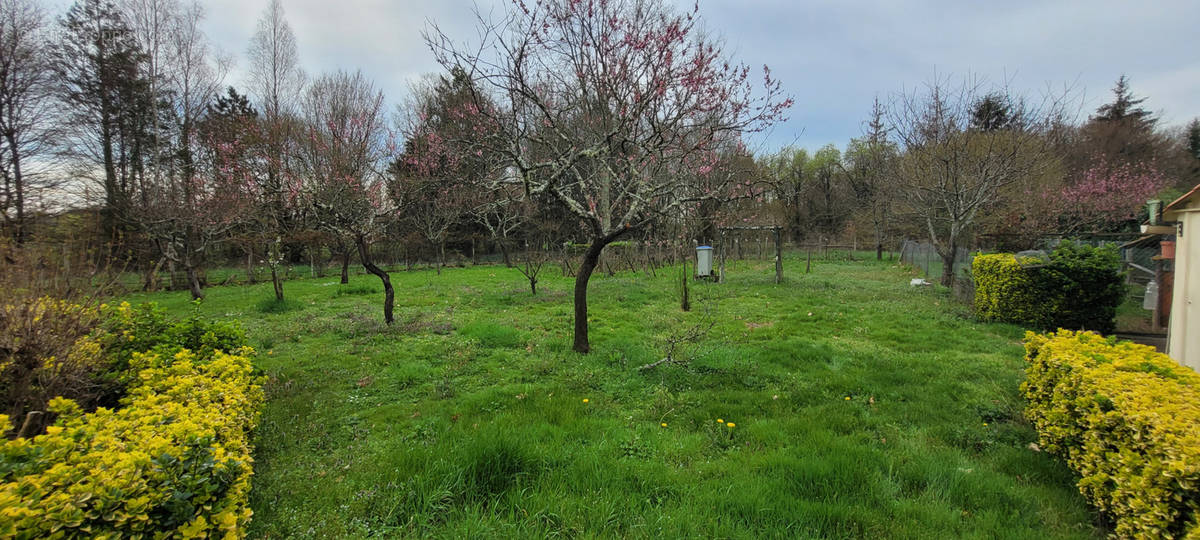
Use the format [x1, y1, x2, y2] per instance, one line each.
[1168, 209, 1200, 370]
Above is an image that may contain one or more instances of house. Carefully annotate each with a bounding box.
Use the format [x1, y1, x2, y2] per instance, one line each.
[1162, 183, 1200, 370]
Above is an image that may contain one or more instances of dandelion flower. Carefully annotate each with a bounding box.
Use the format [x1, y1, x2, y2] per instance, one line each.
[982, 422, 988, 426]
[582, 398, 589, 403]
[844, 396, 851, 401]
[661, 422, 668, 428]
[727, 422, 736, 428]
[717, 418, 724, 423]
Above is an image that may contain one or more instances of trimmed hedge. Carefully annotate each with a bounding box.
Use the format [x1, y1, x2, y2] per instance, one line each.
[1022, 330, 1200, 538]
[973, 253, 1051, 329]
[0, 348, 263, 538]
[973, 241, 1125, 333]
[0, 302, 262, 538]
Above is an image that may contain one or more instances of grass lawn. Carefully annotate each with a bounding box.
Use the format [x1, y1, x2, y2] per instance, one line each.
[123, 253, 1102, 538]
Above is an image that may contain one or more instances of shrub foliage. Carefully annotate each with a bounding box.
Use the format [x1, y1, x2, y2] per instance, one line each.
[1022, 330, 1200, 538]
[974, 241, 1125, 333]
[0, 302, 262, 538]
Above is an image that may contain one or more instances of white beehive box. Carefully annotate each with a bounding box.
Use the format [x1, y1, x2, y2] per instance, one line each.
[696, 246, 713, 277]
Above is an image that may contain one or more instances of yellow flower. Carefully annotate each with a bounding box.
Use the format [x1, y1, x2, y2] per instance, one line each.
[717, 418, 724, 423]
[582, 398, 589, 403]
[982, 422, 988, 426]
[845, 396, 851, 401]
[726, 422, 736, 428]
[660, 422, 667, 428]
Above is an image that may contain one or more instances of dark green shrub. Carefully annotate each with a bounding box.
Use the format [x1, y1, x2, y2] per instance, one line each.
[1039, 241, 1125, 334]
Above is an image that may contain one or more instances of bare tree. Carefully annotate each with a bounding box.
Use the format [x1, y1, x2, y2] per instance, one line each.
[131, 0, 229, 300]
[841, 97, 898, 260]
[426, 0, 791, 352]
[120, 0, 175, 192]
[0, 0, 56, 243]
[246, 0, 305, 299]
[890, 76, 1065, 287]
[298, 70, 394, 323]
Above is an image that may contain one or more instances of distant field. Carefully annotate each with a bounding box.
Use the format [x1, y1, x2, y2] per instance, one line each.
[124, 253, 1102, 538]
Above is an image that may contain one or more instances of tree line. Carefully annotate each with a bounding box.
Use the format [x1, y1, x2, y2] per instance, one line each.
[757, 75, 1199, 287]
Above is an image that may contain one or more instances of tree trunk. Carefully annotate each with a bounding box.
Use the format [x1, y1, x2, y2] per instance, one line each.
[573, 241, 607, 353]
[340, 251, 350, 284]
[6, 132, 25, 244]
[142, 257, 164, 292]
[499, 240, 513, 268]
[680, 260, 690, 312]
[357, 235, 394, 325]
[440, 241, 446, 273]
[529, 275, 537, 295]
[876, 242, 884, 261]
[186, 263, 204, 300]
[940, 243, 957, 288]
[246, 247, 257, 284]
[271, 265, 284, 301]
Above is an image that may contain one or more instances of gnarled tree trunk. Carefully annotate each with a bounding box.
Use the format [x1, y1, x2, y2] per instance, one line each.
[572, 230, 627, 353]
[186, 263, 204, 300]
[356, 234, 394, 325]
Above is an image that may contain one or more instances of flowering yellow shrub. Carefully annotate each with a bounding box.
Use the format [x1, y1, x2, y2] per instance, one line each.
[0, 348, 264, 539]
[1022, 330, 1200, 538]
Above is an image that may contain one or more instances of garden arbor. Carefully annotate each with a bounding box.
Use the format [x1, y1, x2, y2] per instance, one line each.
[716, 226, 783, 284]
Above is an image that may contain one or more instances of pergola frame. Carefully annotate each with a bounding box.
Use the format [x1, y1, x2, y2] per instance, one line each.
[716, 226, 783, 284]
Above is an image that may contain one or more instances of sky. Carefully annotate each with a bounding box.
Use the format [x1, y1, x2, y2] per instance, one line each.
[47, 0, 1200, 153]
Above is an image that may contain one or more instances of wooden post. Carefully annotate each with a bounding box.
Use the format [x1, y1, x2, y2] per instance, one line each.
[718, 230, 726, 283]
[774, 227, 782, 284]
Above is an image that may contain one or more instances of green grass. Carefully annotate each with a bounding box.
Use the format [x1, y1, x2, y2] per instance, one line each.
[123, 253, 1102, 538]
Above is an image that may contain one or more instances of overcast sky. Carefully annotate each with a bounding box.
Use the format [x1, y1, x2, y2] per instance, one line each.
[49, 0, 1200, 153]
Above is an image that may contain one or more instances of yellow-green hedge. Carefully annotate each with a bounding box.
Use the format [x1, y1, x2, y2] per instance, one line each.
[0, 348, 264, 539]
[973, 254, 1052, 328]
[1022, 330, 1200, 538]
[974, 242, 1125, 333]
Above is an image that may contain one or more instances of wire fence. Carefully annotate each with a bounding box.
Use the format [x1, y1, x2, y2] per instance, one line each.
[898, 240, 977, 301]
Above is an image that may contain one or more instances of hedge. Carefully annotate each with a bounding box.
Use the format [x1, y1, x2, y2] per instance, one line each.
[0, 303, 263, 538]
[973, 253, 1052, 329]
[973, 241, 1125, 333]
[1022, 330, 1200, 538]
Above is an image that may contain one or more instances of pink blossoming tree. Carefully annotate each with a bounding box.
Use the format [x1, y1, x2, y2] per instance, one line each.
[296, 70, 395, 323]
[1058, 157, 1170, 233]
[426, 0, 792, 352]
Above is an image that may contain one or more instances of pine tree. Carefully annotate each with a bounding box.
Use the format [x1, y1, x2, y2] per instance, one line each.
[970, 93, 1013, 132]
[1081, 75, 1162, 164]
[1094, 75, 1156, 131]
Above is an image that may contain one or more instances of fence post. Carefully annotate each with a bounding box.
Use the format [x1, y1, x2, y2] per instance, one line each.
[774, 228, 782, 284]
[718, 230, 726, 283]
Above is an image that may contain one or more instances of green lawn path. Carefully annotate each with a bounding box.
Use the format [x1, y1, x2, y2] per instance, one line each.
[124, 254, 1102, 539]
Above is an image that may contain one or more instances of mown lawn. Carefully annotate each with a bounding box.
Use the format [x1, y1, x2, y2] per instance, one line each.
[124, 253, 1102, 538]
